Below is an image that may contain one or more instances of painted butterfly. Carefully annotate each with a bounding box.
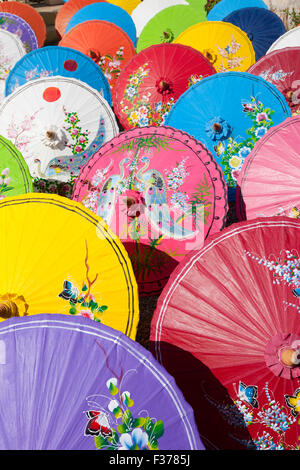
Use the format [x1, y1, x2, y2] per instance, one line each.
[238, 381, 259, 408]
[58, 280, 79, 304]
[85, 410, 113, 438]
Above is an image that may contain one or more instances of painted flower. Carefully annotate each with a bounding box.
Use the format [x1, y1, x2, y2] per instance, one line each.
[138, 116, 149, 127]
[106, 377, 119, 395]
[255, 127, 268, 139]
[256, 112, 268, 123]
[205, 117, 232, 141]
[232, 169, 241, 180]
[138, 106, 148, 117]
[71, 128, 79, 136]
[69, 114, 77, 123]
[119, 428, 149, 450]
[129, 111, 139, 124]
[108, 399, 122, 419]
[1, 168, 9, 177]
[229, 155, 243, 169]
[130, 76, 140, 86]
[126, 86, 137, 99]
[238, 146, 252, 160]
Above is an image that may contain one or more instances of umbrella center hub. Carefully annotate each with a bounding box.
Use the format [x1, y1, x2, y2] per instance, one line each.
[42, 125, 68, 150]
[156, 78, 173, 95]
[265, 333, 300, 379]
[0, 301, 19, 319]
[205, 117, 232, 141]
[161, 29, 174, 43]
[122, 189, 145, 219]
[213, 122, 222, 133]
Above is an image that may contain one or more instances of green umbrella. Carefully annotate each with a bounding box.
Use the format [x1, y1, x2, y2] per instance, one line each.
[136, 3, 207, 53]
[0, 135, 32, 199]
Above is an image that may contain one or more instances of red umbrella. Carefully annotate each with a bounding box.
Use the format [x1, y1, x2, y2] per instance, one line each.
[248, 47, 300, 115]
[151, 217, 300, 450]
[113, 43, 216, 130]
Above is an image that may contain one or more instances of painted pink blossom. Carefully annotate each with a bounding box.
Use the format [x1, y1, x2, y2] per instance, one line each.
[256, 112, 268, 122]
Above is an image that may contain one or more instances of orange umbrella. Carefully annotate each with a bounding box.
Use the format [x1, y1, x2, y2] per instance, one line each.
[59, 20, 136, 94]
[55, 0, 107, 38]
[0, 1, 46, 48]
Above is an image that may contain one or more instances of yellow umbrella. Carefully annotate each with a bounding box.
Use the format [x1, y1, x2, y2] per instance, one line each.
[0, 194, 139, 339]
[108, 0, 141, 15]
[174, 21, 255, 73]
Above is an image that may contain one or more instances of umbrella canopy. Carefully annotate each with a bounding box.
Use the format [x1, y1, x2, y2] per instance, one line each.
[0, 29, 26, 102]
[113, 43, 216, 130]
[65, 3, 137, 46]
[0, 12, 38, 53]
[0, 134, 32, 199]
[0, 194, 139, 338]
[207, 0, 268, 21]
[165, 72, 291, 200]
[0, 313, 203, 450]
[136, 4, 207, 53]
[109, 0, 141, 14]
[0, 76, 118, 181]
[131, 0, 189, 38]
[236, 117, 300, 221]
[59, 20, 136, 93]
[223, 8, 286, 61]
[174, 21, 255, 73]
[248, 47, 300, 116]
[0, 1, 46, 48]
[72, 125, 227, 296]
[267, 26, 300, 54]
[151, 217, 300, 450]
[5, 46, 112, 106]
[55, 0, 107, 38]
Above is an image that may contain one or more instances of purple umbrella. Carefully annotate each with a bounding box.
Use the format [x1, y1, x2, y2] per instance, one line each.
[0, 314, 203, 450]
[0, 12, 38, 52]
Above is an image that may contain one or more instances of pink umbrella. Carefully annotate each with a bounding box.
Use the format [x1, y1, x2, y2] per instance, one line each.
[73, 126, 227, 296]
[236, 116, 300, 221]
[248, 47, 300, 115]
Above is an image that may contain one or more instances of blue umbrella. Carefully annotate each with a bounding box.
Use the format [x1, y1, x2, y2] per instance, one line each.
[65, 3, 137, 46]
[5, 46, 112, 105]
[223, 8, 286, 61]
[207, 0, 268, 22]
[165, 72, 291, 201]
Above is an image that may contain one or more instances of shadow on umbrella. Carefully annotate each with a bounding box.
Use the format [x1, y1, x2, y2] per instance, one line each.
[124, 241, 179, 297]
[149, 340, 255, 450]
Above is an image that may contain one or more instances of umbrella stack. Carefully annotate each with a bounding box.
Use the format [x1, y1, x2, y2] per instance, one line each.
[0, 0, 299, 451]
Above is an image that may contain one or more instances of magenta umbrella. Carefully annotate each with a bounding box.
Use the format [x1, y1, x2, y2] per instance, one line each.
[72, 125, 227, 296]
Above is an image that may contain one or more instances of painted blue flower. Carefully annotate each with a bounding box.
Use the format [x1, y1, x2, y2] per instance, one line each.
[126, 86, 137, 99]
[154, 102, 162, 112]
[205, 117, 232, 141]
[139, 117, 149, 127]
[255, 126, 267, 138]
[238, 146, 252, 160]
[119, 428, 148, 450]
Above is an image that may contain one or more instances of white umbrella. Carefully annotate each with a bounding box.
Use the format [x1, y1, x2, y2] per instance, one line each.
[267, 26, 300, 54]
[131, 0, 189, 37]
[0, 76, 119, 181]
[0, 29, 26, 101]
